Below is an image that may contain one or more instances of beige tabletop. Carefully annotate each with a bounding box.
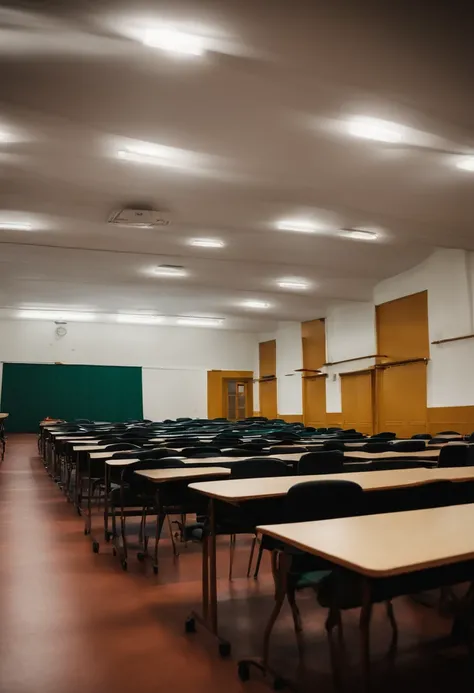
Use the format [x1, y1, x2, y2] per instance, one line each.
[55, 437, 100, 443]
[190, 466, 474, 502]
[0, 413, 9, 420]
[89, 450, 140, 459]
[135, 467, 231, 483]
[73, 444, 109, 452]
[258, 503, 474, 578]
[181, 452, 307, 465]
[344, 449, 440, 460]
[105, 458, 140, 467]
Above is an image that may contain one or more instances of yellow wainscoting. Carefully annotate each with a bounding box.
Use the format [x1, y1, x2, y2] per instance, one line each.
[427, 407, 474, 436]
[277, 414, 304, 423]
[326, 413, 343, 428]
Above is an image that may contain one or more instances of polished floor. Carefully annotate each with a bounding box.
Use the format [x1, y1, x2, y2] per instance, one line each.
[0, 436, 472, 693]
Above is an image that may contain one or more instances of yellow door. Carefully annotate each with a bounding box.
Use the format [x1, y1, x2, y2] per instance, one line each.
[341, 371, 374, 435]
[260, 379, 277, 419]
[376, 362, 427, 437]
[303, 376, 326, 428]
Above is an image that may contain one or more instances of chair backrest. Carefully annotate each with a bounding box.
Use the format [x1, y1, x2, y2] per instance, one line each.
[104, 443, 140, 451]
[285, 480, 364, 523]
[323, 441, 346, 451]
[390, 440, 426, 452]
[367, 459, 429, 471]
[437, 444, 469, 468]
[437, 430, 461, 435]
[412, 433, 432, 440]
[298, 450, 344, 475]
[269, 446, 307, 455]
[224, 448, 265, 457]
[181, 447, 221, 458]
[364, 480, 454, 515]
[362, 442, 392, 453]
[134, 448, 180, 460]
[371, 432, 396, 439]
[230, 458, 292, 479]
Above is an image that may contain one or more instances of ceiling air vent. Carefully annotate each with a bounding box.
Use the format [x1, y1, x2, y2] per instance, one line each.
[108, 208, 170, 228]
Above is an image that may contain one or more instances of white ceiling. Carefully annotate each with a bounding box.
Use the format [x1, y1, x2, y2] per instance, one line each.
[1, 1, 473, 331]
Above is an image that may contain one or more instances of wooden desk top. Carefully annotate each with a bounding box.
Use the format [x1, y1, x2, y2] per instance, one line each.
[258, 503, 474, 578]
[190, 466, 474, 502]
[344, 449, 440, 460]
[89, 450, 139, 459]
[0, 413, 9, 420]
[72, 445, 108, 452]
[135, 467, 231, 483]
[55, 437, 99, 443]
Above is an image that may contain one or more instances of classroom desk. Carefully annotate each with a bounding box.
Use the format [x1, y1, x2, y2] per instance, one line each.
[187, 466, 474, 654]
[135, 467, 232, 483]
[254, 504, 474, 689]
[344, 449, 440, 461]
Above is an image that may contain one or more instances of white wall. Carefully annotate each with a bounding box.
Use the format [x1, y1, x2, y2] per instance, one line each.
[0, 319, 257, 419]
[324, 302, 377, 412]
[276, 322, 303, 415]
[375, 248, 474, 407]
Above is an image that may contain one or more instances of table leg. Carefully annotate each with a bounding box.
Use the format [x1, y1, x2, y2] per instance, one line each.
[359, 579, 373, 693]
[104, 463, 110, 541]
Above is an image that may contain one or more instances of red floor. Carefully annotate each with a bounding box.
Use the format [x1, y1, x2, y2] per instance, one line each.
[0, 435, 472, 693]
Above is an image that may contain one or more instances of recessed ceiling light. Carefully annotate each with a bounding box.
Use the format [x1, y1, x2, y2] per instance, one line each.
[0, 222, 32, 231]
[17, 310, 96, 322]
[456, 157, 474, 172]
[277, 280, 309, 290]
[347, 116, 403, 143]
[190, 238, 225, 248]
[242, 300, 270, 309]
[276, 220, 319, 233]
[177, 317, 223, 327]
[153, 265, 187, 277]
[340, 228, 379, 241]
[117, 142, 189, 168]
[116, 314, 163, 325]
[142, 27, 206, 57]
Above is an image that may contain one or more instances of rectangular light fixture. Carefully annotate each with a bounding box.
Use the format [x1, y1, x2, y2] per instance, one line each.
[177, 317, 223, 327]
[0, 222, 32, 231]
[17, 310, 96, 322]
[154, 265, 187, 277]
[242, 300, 270, 309]
[346, 116, 403, 143]
[340, 228, 378, 241]
[117, 141, 190, 169]
[277, 280, 308, 290]
[190, 238, 224, 248]
[116, 314, 163, 325]
[276, 220, 318, 233]
[456, 157, 474, 172]
[142, 28, 206, 56]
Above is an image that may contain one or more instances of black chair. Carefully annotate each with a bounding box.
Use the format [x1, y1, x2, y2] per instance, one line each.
[366, 459, 430, 471]
[269, 446, 307, 455]
[323, 441, 346, 451]
[362, 442, 392, 453]
[437, 445, 469, 467]
[181, 446, 221, 458]
[224, 448, 266, 457]
[412, 433, 432, 440]
[104, 443, 141, 452]
[229, 458, 291, 480]
[112, 459, 186, 570]
[371, 432, 396, 440]
[363, 480, 454, 516]
[297, 451, 344, 475]
[437, 430, 461, 435]
[253, 480, 366, 650]
[390, 440, 426, 452]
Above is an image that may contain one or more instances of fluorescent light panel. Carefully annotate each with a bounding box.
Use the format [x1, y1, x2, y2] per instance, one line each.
[341, 228, 378, 241]
[142, 27, 206, 56]
[116, 314, 163, 325]
[242, 300, 270, 309]
[177, 317, 223, 326]
[456, 157, 474, 172]
[347, 116, 403, 143]
[0, 222, 32, 231]
[190, 238, 224, 248]
[17, 310, 96, 322]
[154, 266, 187, 277]
[278, 280, 308, 290]
[276, 220, 319, 233]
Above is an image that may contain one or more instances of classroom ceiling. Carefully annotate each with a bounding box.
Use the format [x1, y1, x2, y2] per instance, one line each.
[0, 0, 473, 331]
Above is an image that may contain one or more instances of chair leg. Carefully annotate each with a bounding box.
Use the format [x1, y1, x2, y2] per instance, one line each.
[153, 512, 166, 574]
[287, 582, 305, 659]
[253, 541, 264, 579]
[167, 514, 179, 557]
[326, 605, 344, 690]
[246, 536, 257, 578]
[263, 551, 289, 667]
[359, 584, 373, 693]
[229, 534, 236, 581]
[385, 600, 398, 654]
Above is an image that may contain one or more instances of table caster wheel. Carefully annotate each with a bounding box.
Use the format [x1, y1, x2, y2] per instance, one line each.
[105, 532, 111, 543]
[237, 662, 250, 682]
[219, 641, 231, 658]
[121, 560, 127, 571]
[92, 541, 99, 554]
[185, 617, 196, 634]
[153, 565, 158, 575]
[84, 528, 89, 536]
[137, 552, 146, 562]
[112, 547, 117, 556]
